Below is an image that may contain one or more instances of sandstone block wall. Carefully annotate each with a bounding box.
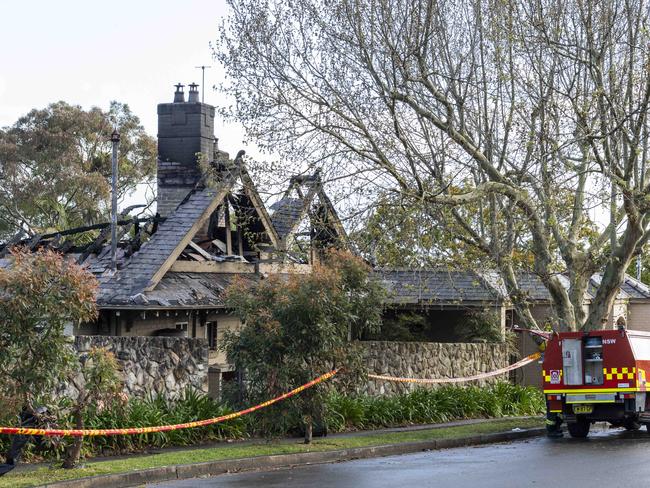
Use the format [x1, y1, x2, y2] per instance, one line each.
[361, 341, 509, 396]
[73, 336, 209, 400]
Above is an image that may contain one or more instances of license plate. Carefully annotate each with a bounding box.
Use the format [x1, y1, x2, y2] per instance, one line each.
[573, 404, 593, 414]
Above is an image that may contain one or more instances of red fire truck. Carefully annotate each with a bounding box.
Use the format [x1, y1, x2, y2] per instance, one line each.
[543, 328, 650, 438]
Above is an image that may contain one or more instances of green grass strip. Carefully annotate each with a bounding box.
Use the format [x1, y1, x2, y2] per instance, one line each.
[0, 417, 543, 488]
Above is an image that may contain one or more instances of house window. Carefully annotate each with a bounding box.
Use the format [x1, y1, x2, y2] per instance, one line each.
[207, 322, 218, 350]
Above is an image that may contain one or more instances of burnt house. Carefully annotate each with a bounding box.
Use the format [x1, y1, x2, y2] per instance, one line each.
[6, 84, 650, 396]
[0, 84, 347, 395]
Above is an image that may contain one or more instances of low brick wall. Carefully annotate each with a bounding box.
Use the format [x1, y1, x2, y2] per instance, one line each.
[361, 341, 509, 396]
[73, 336, 209, 400]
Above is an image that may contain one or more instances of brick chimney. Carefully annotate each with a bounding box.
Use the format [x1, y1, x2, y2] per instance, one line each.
[157, 83, 216, 217]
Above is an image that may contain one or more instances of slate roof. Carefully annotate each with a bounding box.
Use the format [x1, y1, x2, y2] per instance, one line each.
[270, 198, 305, 239]
[621, 275, 650, 299]
[129, 272, 258, 308]
[96, 186, 229, 306]
[586, 274, 628, 300]
[513, 273, 564, 301]
[0, 164, 276, 310]
[267, 173, 347, 249]
[376, 269, 505, 305]
[515, 272, 631, 302]
[376, 269, 649, 307]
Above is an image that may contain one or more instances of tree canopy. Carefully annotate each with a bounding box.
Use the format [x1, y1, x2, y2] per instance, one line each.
[0, 101, 156, 240]
[216, 0, 650, 330]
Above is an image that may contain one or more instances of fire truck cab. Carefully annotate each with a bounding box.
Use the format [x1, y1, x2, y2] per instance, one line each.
[543, 328, 650, 438]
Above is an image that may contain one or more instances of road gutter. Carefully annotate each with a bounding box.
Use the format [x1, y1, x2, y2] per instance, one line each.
[44, 427, 546, 488]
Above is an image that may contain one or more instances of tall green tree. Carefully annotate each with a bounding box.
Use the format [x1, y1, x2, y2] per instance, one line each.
[223, 249, 384, 443]
[0, 101, 156, 239]
[217, 0, 650, 331]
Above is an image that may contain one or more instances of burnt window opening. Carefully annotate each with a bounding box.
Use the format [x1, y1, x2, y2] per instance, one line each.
[207, 322, 218, 350]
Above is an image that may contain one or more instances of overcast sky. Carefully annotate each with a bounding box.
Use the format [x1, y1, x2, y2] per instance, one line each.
[0, 0, 249, 158]
[0, 1, 607, 225]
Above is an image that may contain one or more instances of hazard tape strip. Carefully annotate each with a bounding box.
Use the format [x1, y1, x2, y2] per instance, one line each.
[368, 352, 541, 384]
[0, 370, 338, 437]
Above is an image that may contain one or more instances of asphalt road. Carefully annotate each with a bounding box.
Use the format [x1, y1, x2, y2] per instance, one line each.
[150, 426, 650, 488]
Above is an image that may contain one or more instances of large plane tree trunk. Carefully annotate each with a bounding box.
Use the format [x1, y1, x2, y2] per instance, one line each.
[585, 219, 645, 330]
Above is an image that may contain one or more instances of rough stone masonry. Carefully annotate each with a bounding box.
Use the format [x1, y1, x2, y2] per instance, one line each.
[73, 336, 209, 400]
[361, 341, 509, 396]
[68, 337, 507, 400]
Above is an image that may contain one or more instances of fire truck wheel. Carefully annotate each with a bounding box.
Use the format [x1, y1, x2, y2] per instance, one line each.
[624, 420, 641, 431]
[567, 419, 590, 438]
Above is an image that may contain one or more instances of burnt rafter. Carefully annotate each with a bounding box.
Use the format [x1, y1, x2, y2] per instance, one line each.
[0, 87, 350, 315]
[230, 192, 271, 250]
[270, 171, 347, 255]
[0, 215, 164, 257]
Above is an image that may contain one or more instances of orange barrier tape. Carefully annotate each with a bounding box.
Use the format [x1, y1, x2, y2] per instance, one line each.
[0, 370, 338, 437]
[507, 327, 552, 340]
[368, 352, 541, 384]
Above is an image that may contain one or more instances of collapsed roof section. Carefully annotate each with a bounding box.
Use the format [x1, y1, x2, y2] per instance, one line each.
[269, 172, 347, 263]
[0, 155, 308, 309]
[96, 157, 296, 307]
[0, 84, 350, 311]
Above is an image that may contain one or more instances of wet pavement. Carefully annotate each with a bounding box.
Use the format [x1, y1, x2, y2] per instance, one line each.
[150, 425, 650, 487]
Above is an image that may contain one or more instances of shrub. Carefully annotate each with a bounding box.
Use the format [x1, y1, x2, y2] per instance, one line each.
[0, 388, 246, 463]
[455, 309, 503, 343]
[223, 249, 384, 442]
[82, 389, 246, 455]
[0, 248, 97, 411]
[325, 382, 545, 431]
[0, 382, 543, 464]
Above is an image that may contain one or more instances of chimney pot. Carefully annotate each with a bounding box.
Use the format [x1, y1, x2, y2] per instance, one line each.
[188, 83, 200, 103]
[173, 83, 185, 103]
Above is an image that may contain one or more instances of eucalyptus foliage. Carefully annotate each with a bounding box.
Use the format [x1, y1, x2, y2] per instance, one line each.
[0, 101, 156, 239]
[223, 249, 384, 441]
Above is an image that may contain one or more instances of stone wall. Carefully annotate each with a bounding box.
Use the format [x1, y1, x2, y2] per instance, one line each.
[361, 341, 509, 396]
[73, 336, 209, 400]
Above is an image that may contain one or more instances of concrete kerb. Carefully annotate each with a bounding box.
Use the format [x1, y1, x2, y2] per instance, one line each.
[44, 427, 546, 488]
